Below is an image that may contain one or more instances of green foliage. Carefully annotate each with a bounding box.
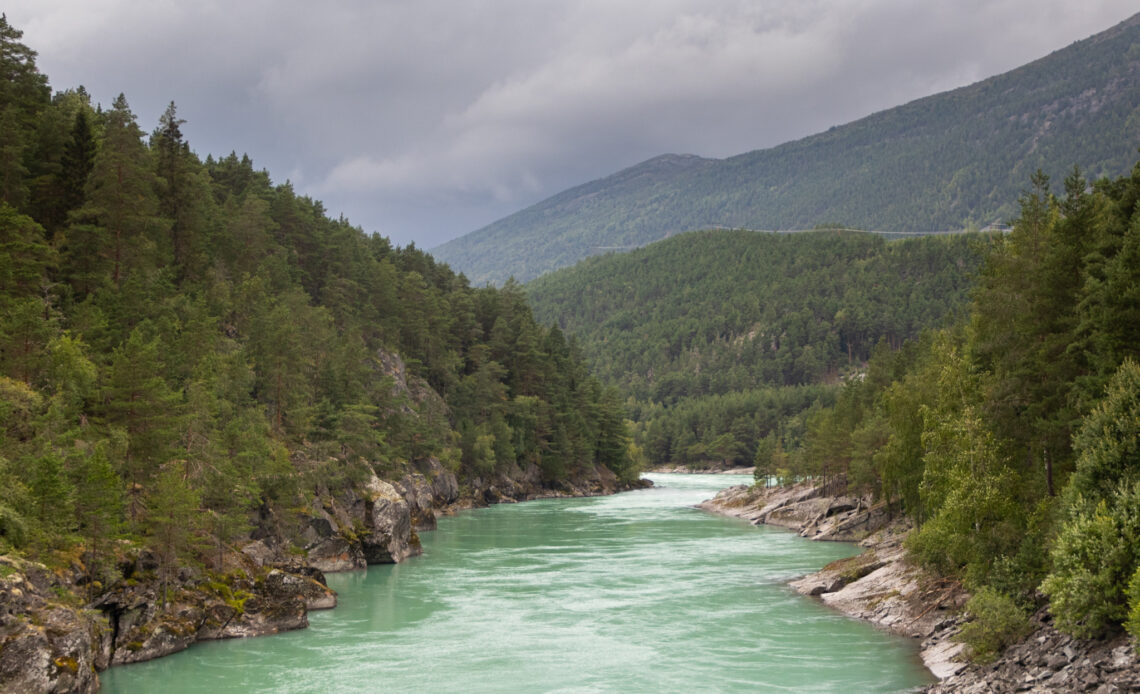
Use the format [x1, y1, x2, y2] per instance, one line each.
[1043, 361, 1140, 636]
[1065, 360, 1140, 503]
[0, 17, 637, 573]
[1125, 566, 1140, 646]
[528, 231, 983, 401]
[0, 15, 50, 208]
[528, 231, 982, 473]
[956, 587, 1033, 663]
[0, 500, 27, 549]
[1041, 490, 1140, 637]
[908, 404, 1025, 586]
[0, 202, 55, 295]
[145, 466, 203, 605]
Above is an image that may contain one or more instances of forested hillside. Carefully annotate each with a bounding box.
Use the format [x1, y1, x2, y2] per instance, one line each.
[0, 15, 634, 573]
[754, 164, 1140, 653]
[526, 230, 988, 468]
[434, 12, 1140, 284]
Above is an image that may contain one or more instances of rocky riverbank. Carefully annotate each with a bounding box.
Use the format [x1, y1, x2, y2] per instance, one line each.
[699, 481, 1140, 692]
[0, 552, 336, 694]
[698, 481, 970, 680]
[0, 457, 647, 694]
[649, 463, 756, 475]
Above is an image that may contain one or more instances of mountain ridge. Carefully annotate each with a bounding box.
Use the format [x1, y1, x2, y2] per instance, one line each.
[433, 11, 1140, 284]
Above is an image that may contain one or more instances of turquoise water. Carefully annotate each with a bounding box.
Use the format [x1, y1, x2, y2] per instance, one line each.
[102, 474, 933, 693]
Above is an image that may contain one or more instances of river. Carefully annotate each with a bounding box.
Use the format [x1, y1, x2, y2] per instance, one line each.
[101, 473, 933, 693]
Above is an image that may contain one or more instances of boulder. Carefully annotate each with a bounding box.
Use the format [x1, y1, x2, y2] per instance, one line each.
[359, 475, 420, 564]
[305, 534, 366, 573]
[296, 511, 365, 573]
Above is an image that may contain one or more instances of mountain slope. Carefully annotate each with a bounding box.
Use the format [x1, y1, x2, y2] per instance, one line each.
[433, 12, 1140, 285]
[526, 229, 986, 402]
[523, 228, 988, 468]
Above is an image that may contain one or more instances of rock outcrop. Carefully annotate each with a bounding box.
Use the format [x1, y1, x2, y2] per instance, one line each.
[0, 549, 337, 693]
[699, 481, 892, 542]
[699, 481, 1140, 691]
[359, 476, 417, 564]
[649, 464, 757, 475]
[295, 458, 460, 573]
[789, 535, 970, 681]
[397, 459, 460, 531]
[0, 557, 107, 694]
[95, 555, 336, 667]
[457, 459, 648, 510]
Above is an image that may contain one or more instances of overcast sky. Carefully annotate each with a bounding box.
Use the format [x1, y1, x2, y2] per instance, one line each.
[7, 1, 1139, 248]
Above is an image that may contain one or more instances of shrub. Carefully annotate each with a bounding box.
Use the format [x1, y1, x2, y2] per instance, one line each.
[1041, 487, 1140, 637]
[1126, 566, 1140, 648]
[956, 587, 1032, 662]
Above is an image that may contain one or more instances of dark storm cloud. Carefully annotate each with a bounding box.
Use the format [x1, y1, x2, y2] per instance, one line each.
[8, 0, 1138, 247]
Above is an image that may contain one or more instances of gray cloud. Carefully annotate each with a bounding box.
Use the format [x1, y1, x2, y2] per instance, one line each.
[8, 0, 1138, 247]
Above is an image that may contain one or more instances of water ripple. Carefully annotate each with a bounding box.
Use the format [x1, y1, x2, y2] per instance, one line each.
[102, 474, 932, 694]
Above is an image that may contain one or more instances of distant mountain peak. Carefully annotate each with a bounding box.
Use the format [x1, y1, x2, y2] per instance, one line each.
[433, 12, 1140, 286]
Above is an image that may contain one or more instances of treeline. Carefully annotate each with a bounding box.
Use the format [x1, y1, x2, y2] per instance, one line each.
[629, 385, 835, 469]
[526, 230, 986, 468]
[0, 17, 635, 569]
[780, 165, 1140, 649]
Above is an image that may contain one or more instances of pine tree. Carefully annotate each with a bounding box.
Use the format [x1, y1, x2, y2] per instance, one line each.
[57, 104, 96, 227]
[72, 443, 123, 598]
[65, 94, 164, 290]
[0, 202, 55, 297]
[101, 328, 183, 494]
[0, 14, 51, 209]
[145, 466, 201, 607]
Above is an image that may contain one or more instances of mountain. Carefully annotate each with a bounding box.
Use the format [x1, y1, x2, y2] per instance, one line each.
[524, 229, 988, 469]
[433, 12, 1140, 285]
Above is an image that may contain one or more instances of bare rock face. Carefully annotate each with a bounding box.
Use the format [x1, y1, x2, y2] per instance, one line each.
[397, 457, 460, 531]
[298, 512, 367, 573]
[105, 593, 200, 666]
[213, 569, 310, 638]
[0, 557, 108, 694]
[299, 459, 460, 571]
[428, 460, 461, 506]
[98, 579, 322, 664]
[459, 460, 644, 508]
[699, 482, 892, 542]
[360, 476, 419, 564]
[399, 471, 439, 530]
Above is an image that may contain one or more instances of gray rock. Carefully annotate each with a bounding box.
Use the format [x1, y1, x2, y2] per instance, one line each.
[305, 535, 366, 573]
[0, 557, 108, 694]
[359, 475, 420, 564]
